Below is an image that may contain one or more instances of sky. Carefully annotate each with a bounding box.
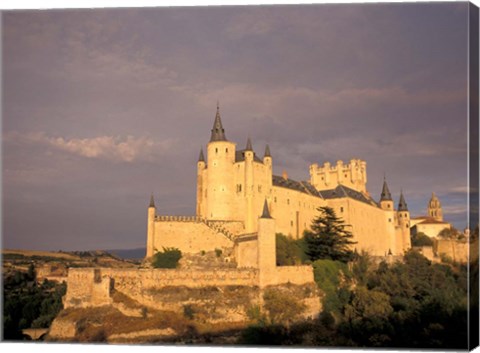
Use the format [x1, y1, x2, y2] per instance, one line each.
[2, 2, 472, 251]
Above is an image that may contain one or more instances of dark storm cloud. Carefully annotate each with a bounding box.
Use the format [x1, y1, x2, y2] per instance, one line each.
[2, 3, 471, 250]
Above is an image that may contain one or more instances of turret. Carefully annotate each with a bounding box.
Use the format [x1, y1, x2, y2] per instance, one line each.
[397, 190, 411, 252]
[196, 148, 206, 217]
[206, 103, 236, 220]
[146, 193, 156, 258]
[245, 137, 255, 232]
[379, 176, 394, 210]
[263, 144, 273, 199]
[257, 199, 276, 287]
[428, 192, 443, 221]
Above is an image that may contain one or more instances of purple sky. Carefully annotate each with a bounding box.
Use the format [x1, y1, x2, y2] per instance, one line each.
[2, 3, 471, 251]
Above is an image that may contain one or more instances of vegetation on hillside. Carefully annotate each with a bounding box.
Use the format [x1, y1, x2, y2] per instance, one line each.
[3, 264, 66, 340]
[151, 247, 182, 268]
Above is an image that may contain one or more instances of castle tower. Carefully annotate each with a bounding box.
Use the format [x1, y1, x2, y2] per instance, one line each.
[379, 176, 394, 210]
[196, 148, 206, 217]
[146, 193, 156, 258]
[206, 103, 236, 220]
[245, 137, 255, 232]
[263, 144, 273, 203]
[257, 199, 276, 287]
[397, 190, 411, 252]
[428, 192, 443, 221]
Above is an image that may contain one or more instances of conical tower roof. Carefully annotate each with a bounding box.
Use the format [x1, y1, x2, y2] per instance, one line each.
[246, 137, 253, 151]
[398, 190, 408, 211]
[210, 103, 227, 142]
[380, 177, 392, 201]
[260, 199, 272, 219]
[198, 148, 205, 162]
[264, 144, 271, 158]
[149, 193, 155, 208]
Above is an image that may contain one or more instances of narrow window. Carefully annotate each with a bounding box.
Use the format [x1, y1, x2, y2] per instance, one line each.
[215, 148, 218, 153]
[340, 207, 344, 213]
[388, 218, 392, 222]
[274, 197, 277, 203]
[290, 221, 293, 226]
[226, 148, 228, 153]
[287, 199, 290, 205]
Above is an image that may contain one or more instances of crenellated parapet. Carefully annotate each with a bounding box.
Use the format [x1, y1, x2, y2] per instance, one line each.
[309, 158, 367, 193]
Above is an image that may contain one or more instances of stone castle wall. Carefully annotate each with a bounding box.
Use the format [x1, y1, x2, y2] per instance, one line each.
[435, 239, 469, 263]
[64, 267, 259, 309]
[151, 218, 234, 255]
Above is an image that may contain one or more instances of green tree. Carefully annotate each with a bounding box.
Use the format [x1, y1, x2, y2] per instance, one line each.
[151, 247, 182, 268]
[411, 232, 434, 246]
[304, 206, 357, 263]
[275, 233, 307, 265]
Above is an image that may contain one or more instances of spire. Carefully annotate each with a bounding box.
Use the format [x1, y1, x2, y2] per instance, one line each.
[398, 190, 408, 211]
[149, 193, 155, 208]
[260, 199, 272, 219]
[264, 144, 271, 158]
[380, 175, 392, 201]
[210, 103, 227, 142]
[198, 147, 205, 162]
[246, 137, 253, 151]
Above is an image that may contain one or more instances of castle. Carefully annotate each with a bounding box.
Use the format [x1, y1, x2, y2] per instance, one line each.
[146, 104, 412, 259]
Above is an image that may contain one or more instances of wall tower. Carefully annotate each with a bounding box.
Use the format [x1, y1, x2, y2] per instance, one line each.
[397, 190, 411, 252]
[146, 194, 156, 258]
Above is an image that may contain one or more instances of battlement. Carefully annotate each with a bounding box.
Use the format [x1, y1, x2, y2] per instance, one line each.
[309, 159, 367, 193]
[155, 215, 204, 222]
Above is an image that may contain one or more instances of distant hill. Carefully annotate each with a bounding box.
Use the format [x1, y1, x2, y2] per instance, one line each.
[105, 247, 146, 260]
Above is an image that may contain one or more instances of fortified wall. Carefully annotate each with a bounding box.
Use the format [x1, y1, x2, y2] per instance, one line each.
[64, 201, 321, 323]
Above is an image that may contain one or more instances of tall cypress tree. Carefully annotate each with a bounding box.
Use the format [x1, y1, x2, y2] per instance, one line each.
[304, 206, 357, 263]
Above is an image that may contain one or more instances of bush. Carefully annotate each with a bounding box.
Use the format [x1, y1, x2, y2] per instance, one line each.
[313, 259, 351, 314]
[411, 232, 434, 247]
[276, 233, 308, 266]
[151, 247, 182, 269]
[263, 289, 306, 325]
[215, 248, 222, 257]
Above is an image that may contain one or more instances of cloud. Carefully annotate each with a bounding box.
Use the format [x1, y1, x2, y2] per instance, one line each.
[4, 131, 173, 162]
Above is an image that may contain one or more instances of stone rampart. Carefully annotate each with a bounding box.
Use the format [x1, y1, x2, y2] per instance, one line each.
[65, 267, 259, 309]
[152, 220, 234, 255]
[435, 239, 469, 263]
[272, 265, 314, 286]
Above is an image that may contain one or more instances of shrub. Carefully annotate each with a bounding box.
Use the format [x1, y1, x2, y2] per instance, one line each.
[313, 259, 351, 314]
[276, 233, 308, 266]
[215, 248, 222, 257]
[263, 289, 306, 325]
[411, 232, 434, 246]
[183, 304, 195, 320]
[151, 247, 182, 269]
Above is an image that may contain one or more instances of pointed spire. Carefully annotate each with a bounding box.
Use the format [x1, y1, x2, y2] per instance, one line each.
[264, 144, 271, 158]
[380, 175, 392, 201]
[398, 190, 408, 211]
[210, 103, 227, 142]
[149, 193, 155, 208]
[198, 147, 205, 162]
[260, 199, 272, 219]
[246, 137, 253, 151]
